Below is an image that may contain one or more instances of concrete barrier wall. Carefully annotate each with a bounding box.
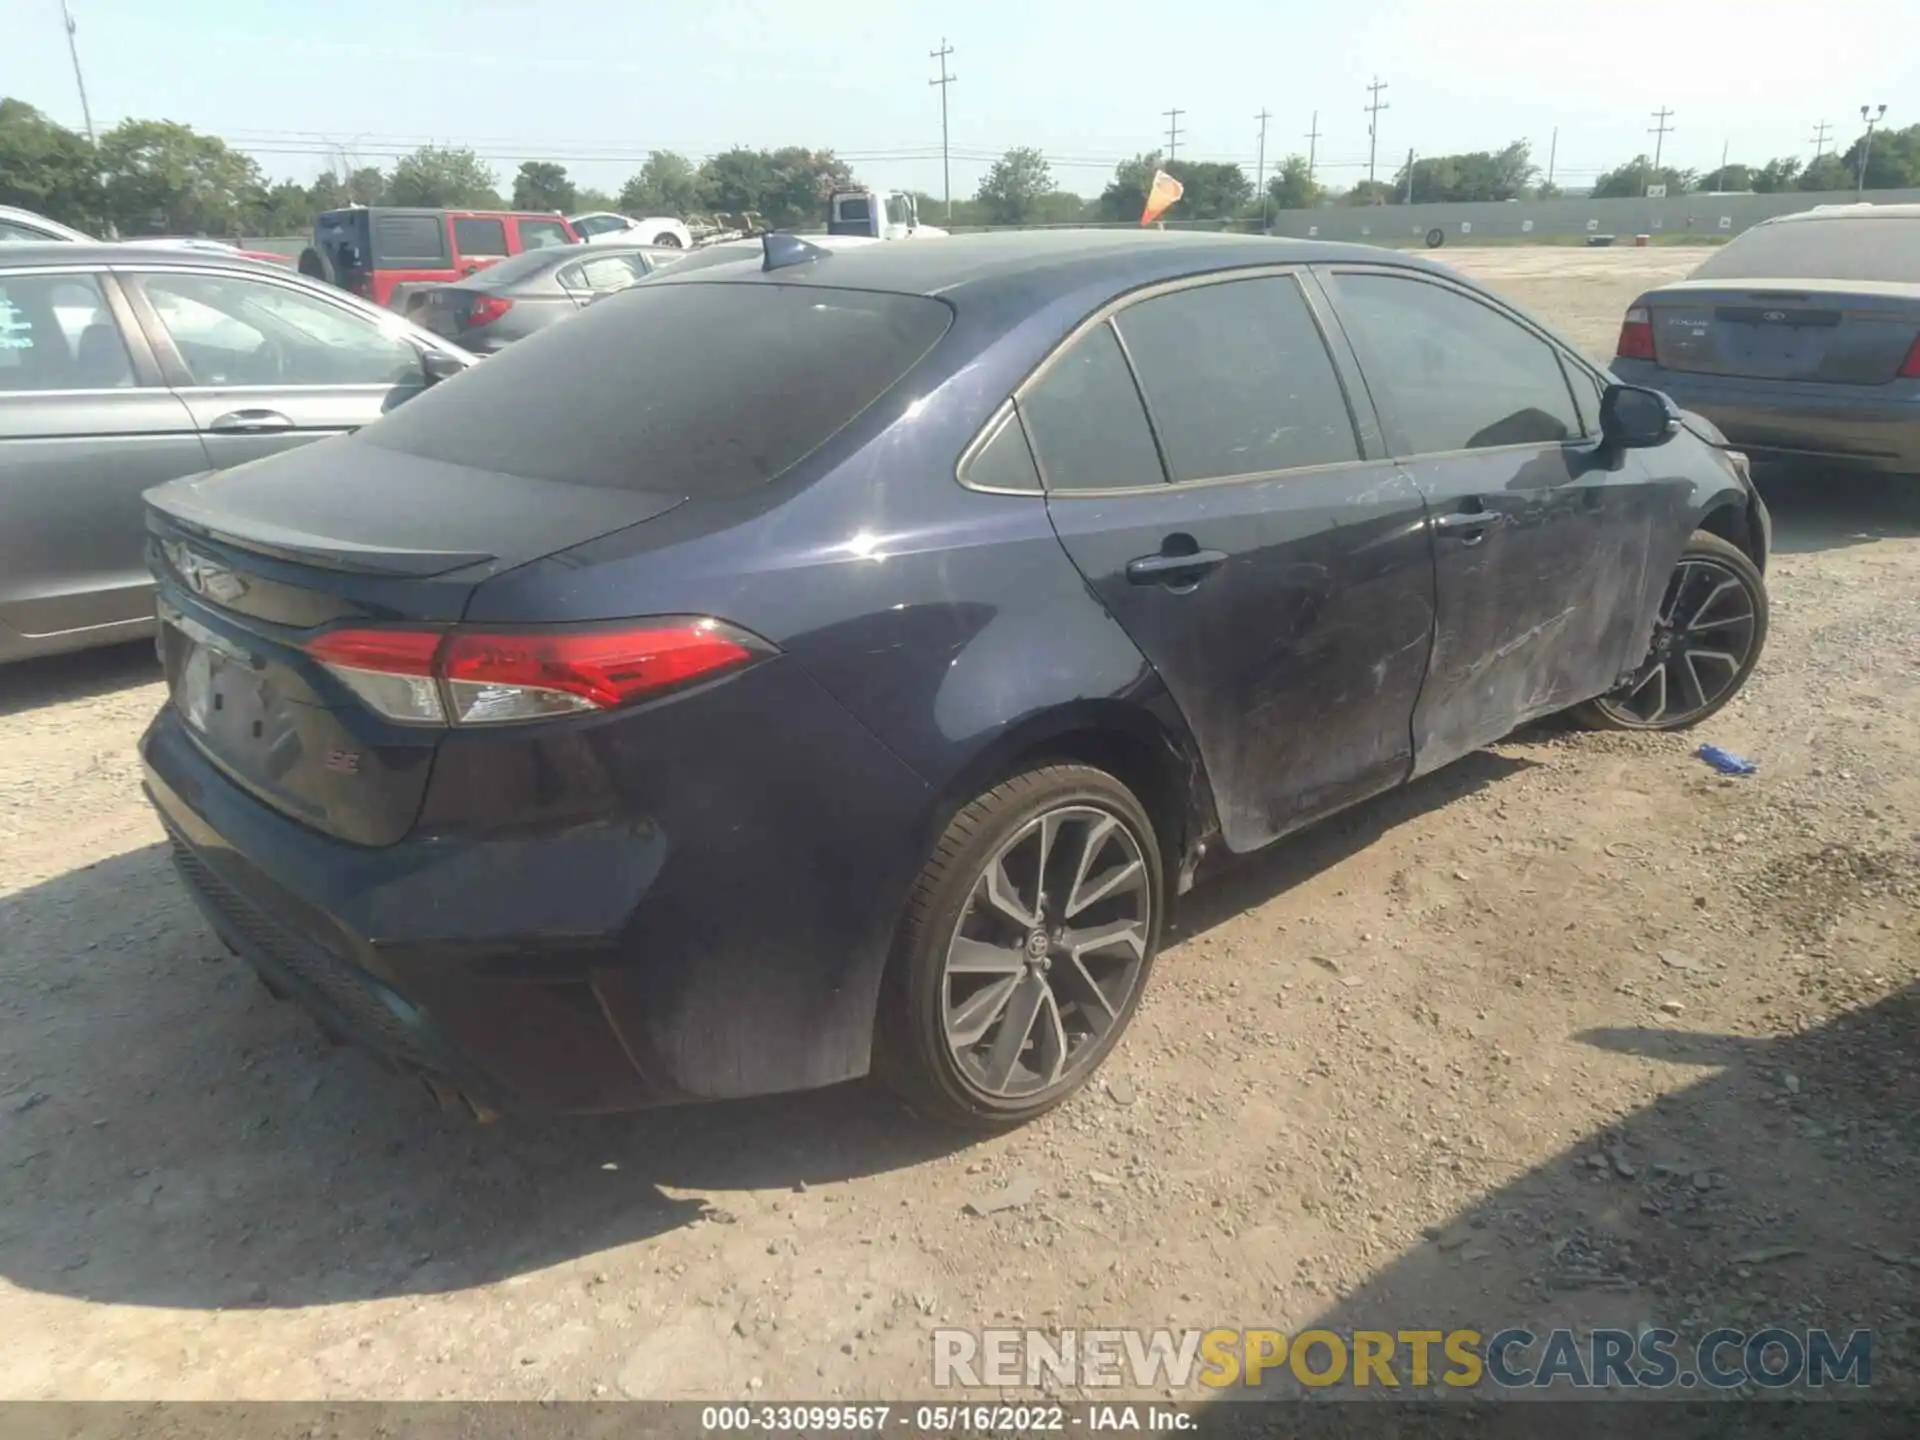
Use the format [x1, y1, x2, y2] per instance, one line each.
[1263, 187, 1920, 245]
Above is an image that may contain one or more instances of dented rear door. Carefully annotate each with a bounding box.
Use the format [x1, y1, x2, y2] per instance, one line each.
[1027, 271, 1437, 855]
[1320, 265, 1664, 775]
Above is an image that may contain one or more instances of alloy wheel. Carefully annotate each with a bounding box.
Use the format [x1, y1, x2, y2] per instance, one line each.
[941, 805, 1152, 1100]
[1595, 555, 1760, 727]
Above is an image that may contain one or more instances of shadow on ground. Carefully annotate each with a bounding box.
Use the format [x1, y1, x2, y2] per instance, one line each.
[0, 641, 158, 720]
[0, 742, 1552, 1316]
[1761, 470, 1920, 556]
[1201, 981, 1919, 1416]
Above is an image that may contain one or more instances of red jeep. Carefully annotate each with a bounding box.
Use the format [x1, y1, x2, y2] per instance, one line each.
[298, 207, 580, 309]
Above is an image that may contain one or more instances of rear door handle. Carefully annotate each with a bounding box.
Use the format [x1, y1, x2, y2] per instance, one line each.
[1126, 549, 1229, 586]
[208, 409, 294, 435]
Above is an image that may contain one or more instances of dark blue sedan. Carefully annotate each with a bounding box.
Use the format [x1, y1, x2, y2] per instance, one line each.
[139, 230, 1770, 1129]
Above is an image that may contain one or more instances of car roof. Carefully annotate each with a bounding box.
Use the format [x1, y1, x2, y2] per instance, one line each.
[1766, 202, 1920, 224]
[0, 242, 301, 273]
[0, 205, 92, 240]
[646, 229, 1445, 304]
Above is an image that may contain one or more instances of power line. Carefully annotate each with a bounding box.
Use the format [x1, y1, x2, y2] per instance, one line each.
[1304, 110, 1321, 185]
[1648, 106, 1675, 175]
[1364, 78, 1389, 184]
[928, 39, 956, 223]
[1163, 108, 1184, 160]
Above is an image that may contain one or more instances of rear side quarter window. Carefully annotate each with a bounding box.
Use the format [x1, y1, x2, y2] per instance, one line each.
[372, 213, 448, 267]
[453, 217, 509, 258]
[1019, 322, 1165, 492]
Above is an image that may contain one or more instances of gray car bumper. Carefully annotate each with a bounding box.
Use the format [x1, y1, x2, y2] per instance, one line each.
[1615, 361, 1920, 474]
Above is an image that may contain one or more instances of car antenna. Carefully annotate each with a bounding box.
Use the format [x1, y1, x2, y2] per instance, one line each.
[762, 231, 830, 272]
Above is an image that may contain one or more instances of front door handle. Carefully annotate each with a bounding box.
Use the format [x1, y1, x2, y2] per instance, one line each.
[208, 409, 294, 435]
[1432, 509, 1500, 536]
[1126, 549, 1228, 587]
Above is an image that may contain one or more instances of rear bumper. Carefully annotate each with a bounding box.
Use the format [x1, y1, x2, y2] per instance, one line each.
[1617, 360, 1920, 473]
[140, 655, 936, 1116]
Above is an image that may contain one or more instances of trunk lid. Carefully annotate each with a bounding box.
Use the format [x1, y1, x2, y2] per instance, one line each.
[145, 439, 686, 845]
[1647, 278, 1920, 384]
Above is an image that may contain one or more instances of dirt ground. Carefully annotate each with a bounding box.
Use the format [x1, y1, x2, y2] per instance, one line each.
[2, 246, 1916, 1403]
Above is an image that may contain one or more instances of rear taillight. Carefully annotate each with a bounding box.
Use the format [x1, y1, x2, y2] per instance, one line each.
[1616, 307, 1655, 361]
[465, 295, 514, 328]
[305, 619, 773, 727]
[1898, 334, 1920, 378]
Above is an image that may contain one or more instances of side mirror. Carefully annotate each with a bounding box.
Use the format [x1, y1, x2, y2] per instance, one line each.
[421, 349, 465, 385]
[1599, 382, 1677, 448]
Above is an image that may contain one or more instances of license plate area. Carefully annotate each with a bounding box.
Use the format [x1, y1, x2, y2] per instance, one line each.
[159, 603, 300, 773]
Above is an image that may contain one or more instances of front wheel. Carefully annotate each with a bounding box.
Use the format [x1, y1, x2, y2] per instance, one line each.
[875, 764, 1164, 1130]
[1572, 529, 1768, 730]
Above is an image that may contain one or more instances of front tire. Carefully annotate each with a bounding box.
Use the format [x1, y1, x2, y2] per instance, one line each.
[1572, 529, 1768, 731]
[875, 765, 1164, 1130]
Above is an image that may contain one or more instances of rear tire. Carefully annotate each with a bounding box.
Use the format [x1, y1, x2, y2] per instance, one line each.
[650, 232, 684, 249]
[297, 246, 335, 285]
[874, 765, 1164, 1131]
[1571, 529, 1768, 731]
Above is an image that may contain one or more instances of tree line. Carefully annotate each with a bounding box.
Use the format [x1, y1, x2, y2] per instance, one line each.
[6, 98, 1918, 240]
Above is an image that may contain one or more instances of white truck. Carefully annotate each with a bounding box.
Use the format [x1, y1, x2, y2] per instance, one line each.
[826, 189, 947, 241]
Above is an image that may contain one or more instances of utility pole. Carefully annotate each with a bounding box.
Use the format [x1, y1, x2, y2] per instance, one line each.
[1403, 147, 1415, 204]
[928, 39, 956, 223]
[1648, 106, 1675, 178]
[1858, 103, 1888, 199]
[1810, 118, 1832, 161]
[1546, 126, 1558, 188]
[1718, 139, 1728, 187]
[1255, 109, 1272, 228]
[1364, 78, 1389, 184]
[1163, 108, 1184, 161]
[1304, 110, 1321, 185]
[59, 0, 97, 145]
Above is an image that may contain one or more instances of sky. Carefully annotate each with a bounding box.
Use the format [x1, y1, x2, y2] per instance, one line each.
[9, 0, 1920, 203]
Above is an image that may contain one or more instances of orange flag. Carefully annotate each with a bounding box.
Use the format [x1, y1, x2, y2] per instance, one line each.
[1140, 169, 1184, 225]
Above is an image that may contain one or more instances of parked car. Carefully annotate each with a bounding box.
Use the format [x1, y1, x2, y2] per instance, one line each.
[0, 244, 472, 664]
[404, 241, 683, 351]
[297, 207, 580, 309]
[1612, 203, 1920, 475]
[568, 211, 692, 249]
[140, 231, 1769, 1129]
[0, 206, 289, 263]
[0, 205, 93, 244]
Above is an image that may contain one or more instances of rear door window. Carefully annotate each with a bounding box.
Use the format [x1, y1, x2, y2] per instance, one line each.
[1018, 322, 1166, 491]
[517, 218, 572, 250]
[371, 212, 448, 267]
[452, 217, 510, 259]
[362, 282, 952, 493]
[139, 272, 421, 387]
[0, 273, 135, 390]
[1329, 272, 1582, 455]
[1114, 276, 1358, 480]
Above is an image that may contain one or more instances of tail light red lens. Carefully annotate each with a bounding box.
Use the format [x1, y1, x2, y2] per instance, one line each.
[305, 620, 772, 727]
[1898, 334, 1920, 378]
[465, 294, 514, 328]
[1616, 307, 1656, 361]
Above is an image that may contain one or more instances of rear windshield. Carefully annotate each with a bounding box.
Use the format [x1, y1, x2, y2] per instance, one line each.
[1692, 216, 1920, 284]
[456, 246, 568, 287]
[362, 282, 953, 492]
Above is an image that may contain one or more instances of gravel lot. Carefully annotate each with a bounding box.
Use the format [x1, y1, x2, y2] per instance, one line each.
[2, 246, 1916, 1402]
